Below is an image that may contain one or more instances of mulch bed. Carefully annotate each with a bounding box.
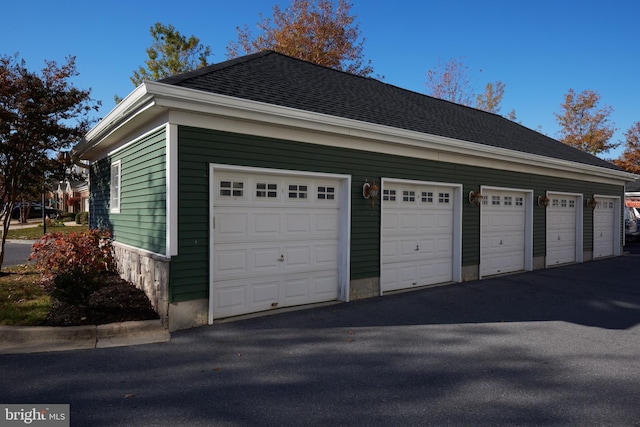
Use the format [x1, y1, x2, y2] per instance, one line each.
[41, 273, 159, 327]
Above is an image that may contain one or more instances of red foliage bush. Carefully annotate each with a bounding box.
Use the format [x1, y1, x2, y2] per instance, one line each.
[30, 229, 118, 281]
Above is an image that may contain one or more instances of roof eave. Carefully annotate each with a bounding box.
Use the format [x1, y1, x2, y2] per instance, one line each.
[150, 82, 637, 183]
[73, 83, 162, 161]
[78, 81, 638, 183]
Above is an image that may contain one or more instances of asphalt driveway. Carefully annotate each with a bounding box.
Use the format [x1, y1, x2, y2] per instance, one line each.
[1, 255, 640, 426]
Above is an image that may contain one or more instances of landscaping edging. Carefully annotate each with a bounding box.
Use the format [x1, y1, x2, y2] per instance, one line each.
[0, 319, 170, 354]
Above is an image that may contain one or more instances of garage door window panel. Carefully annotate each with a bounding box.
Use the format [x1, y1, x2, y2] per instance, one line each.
[256, 182, 278, 198]
[288, 184, 308, 199]
[383, 189, 397, 201]
[317, 186, 335, 200]
[403, 190, 416, 202]
[220, 180, 245, 198]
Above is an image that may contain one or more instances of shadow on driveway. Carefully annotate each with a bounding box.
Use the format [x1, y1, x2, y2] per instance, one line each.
[2, 255, 640, 426]
[208, 255, 640, 332]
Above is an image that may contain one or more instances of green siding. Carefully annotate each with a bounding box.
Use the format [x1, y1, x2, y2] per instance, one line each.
[89, 129, 167, 254]
[170, 126, 624, 303]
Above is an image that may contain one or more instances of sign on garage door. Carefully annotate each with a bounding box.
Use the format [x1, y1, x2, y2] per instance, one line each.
[480, 188, 530, 277]
[546, 194, 580, 266]
[381, 180, 460, 293]
[210, 167, 347, 319]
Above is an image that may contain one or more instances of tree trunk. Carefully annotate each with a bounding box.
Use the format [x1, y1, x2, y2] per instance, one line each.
[0, 208, 12, 270]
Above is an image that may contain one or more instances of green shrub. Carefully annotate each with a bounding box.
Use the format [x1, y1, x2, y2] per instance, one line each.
[75, 211, 88, 224]
[51, 269, 99, 305]
[61, 212, 75, 222]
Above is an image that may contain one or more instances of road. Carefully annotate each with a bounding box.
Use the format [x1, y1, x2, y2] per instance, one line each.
[1, 254, 640, 425]
[2, 240, 35, 266]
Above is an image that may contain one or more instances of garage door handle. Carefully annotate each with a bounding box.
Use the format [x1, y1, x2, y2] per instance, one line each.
[279, 254, 284, 262]
[415, 245, 420, 251]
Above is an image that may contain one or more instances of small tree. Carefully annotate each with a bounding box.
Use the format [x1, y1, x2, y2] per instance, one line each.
[227, 0, 374, 77]
[130, 23, 212, 87]
[425, 57, 476, 106]
[115, 23, 212, 103]
[554, 89, 617, 156]
[0, 53, 99, 270]
[612, 122, 640, 173]
[476, 81, 505, 114]
[425, 57, 509, 116]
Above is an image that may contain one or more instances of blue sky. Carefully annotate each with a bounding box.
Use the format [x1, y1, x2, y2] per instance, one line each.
[1, 0, 638, 159]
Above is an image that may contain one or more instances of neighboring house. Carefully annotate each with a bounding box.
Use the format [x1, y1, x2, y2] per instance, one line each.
[50, 180, 88, 214]
[73, 51, 637, 331]
[625, 178, 640, 208]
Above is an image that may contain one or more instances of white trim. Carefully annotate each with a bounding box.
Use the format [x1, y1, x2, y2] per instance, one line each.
[83, 84, 155, 150]
[545, 191, 584, 267]
[207, 164, 351, 324]
[380, 178, 463, 295]
[479, 185, 534, 279]
[208, 165, 215, 324]
[112, 240, 171, 261]
[166, 103, 633, 185]
[166, 123, 179, 256]
[109, 160, 121, 214]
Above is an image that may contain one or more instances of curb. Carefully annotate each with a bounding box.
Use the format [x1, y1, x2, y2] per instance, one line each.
[0, 319, 170, 354]
[5, 239, 38, 244]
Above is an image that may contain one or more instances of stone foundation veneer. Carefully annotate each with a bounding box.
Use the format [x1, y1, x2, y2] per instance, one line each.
[349, 277, 380, 300]
[112, 242, 170, 326]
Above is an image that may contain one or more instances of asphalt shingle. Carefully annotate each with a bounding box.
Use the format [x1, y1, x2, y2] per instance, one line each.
[160, 51, 620, 171]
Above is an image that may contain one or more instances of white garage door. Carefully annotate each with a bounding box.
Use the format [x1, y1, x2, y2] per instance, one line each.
[593, 197, 616, 258]
[211, 169, 343, 319]
[381, 181, 455, 293]
[546, 194, 578, 266]
[481, 189, 527, 277]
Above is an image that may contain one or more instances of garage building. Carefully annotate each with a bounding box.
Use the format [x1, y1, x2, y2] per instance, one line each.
[74, 51, 635, 330]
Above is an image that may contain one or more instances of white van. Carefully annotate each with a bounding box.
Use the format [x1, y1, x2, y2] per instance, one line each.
[625, 206, 640, 242]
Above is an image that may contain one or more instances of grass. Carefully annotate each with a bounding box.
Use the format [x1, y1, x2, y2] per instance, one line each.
[0, 264, 50, 326]
[5, 223, 89, 240]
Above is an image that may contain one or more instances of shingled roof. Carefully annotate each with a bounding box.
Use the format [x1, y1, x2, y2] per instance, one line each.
[160, 50, 619, 171]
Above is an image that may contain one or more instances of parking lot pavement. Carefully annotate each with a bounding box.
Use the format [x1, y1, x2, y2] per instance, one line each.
[1, 255, 640, 426]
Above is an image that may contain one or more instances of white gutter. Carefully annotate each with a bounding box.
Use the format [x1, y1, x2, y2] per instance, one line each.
[73, 84, 156, 159]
